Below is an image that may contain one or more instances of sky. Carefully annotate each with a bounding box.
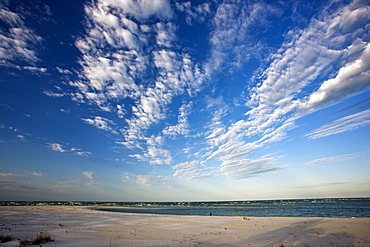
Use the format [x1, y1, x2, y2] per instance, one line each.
[0, 0, 369, 202]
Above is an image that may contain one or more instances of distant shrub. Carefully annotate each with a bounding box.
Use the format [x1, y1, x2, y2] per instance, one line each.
[18, 239, 31, 247]
[31, 232, 54, 245]
[0, 234, 13, 243]
[18, 232, 54, 246]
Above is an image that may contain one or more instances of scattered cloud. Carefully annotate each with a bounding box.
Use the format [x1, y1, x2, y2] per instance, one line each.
[175, 1, 212, 25]
[205, 1, 281, 77]
[296, 182, 350, 189]
[56, 67, 72, 74]
[163, 101, 193, 137]
[220, 157, 282, 179]
[48, 143, 67, 153]
[305, 109, 370, 140]
[43, 90, 65, 97]
[122, 172, 174, 187]
[172, 160, 215, 180]
[3, 0, 368, 188]
[83, 171, 94, 179]
[0, 6, 42, 65]
[203, 0, 370, 180]
[305, 152, 368, 166]
[82, 116, 117, 134]
[48, 143, 92, 157]
[17, 135, 25, 140]
[0, 172, 19, 177]
[75, 151, 92, 157]
[30, 171, 45, 176]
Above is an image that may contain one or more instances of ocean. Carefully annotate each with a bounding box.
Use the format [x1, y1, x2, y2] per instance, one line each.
[1, 198, 369, 218]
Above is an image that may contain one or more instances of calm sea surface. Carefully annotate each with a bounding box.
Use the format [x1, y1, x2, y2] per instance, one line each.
[1, 198, 369, 218]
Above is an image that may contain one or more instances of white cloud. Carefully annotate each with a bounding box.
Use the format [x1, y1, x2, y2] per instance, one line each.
[163, 101, 192, 137]
[220, 157, 282, 179]
[72, 0, 205, 170]
[22, 66, 47, 72]
[203, 0, 370, 180]
[305, 152, 368, 166]
[48, 143, 67, 153]
[43, 91, 65, 97]
[30, 171, 45, 176]
[56, 67, 72, 74]
[74, 0, 203, 159]
[83, 171, 94, 179]
[17, 135, 25, 140]
[129, 144, 173, 165]
[0, 7, 42, 65]
[122, 172, 174, 187]
[75, 151, 92, 157]
[48, 143, 92, 157]
[176, 1, 212, 25]
[204, 1, 281, 77]
[82, 116, 117, 133]
[0, 172, 19, 177]
[299, 42, 370, 114]
[246, 0, 370, 135]
[305, 109, 370, 140]
[172, 160, 215, 180]
[103, 0, 173, 21]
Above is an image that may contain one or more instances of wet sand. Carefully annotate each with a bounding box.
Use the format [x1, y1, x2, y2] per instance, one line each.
[0, 206, 369, 246]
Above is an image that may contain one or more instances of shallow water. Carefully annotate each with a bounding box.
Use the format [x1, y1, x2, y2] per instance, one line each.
[96, 198, 370, 217]
[1, 198, 369, 217]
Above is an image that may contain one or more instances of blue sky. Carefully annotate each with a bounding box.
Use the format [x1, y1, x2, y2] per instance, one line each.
[0, 0, 369, 201]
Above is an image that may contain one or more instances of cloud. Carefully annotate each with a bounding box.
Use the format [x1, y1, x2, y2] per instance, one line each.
[299, 42, 370, 115]
[305, 152, 368, 166]
[0, 172, 19, 177]
[103, 0, 173, 21]
[75, 151, 92, 157]
[82, 116, 117, 133]
[56, 67, 72, 74]
[246, 0, 370, 133]
[43, 91, 65, 97]
[0, 6, 42, 65]
[30, 171, 45, 176]
[296, 182, 350, 189]
[83, 171, 94, 179]
[220, 157, 282, 179]
[48, 143, 68, 153]
[172, 160, 215, 180]
[175, 1, 212, 25]
[163, 101, 193, 137]
[48, 143, 92, 157]
[204, 1, 281, 77]
[305, 109, 370, 140]
[122, 172, 174, 187]
[71, 0, 206, 170]
[204, 0, 370, 179]
[129, 143, 173, 165]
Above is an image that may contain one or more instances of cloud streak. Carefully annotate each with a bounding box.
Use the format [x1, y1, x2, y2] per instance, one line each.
[305, 152, 368, 166]
[305, 109, 370, 140]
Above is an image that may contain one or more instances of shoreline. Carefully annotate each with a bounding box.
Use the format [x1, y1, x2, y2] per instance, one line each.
[1, 206, 369, 246]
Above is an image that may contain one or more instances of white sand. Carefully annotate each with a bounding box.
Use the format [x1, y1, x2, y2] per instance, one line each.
[0, 206, 369, 246]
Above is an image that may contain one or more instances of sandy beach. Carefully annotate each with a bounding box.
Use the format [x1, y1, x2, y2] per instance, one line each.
[0, 206, 369, 247]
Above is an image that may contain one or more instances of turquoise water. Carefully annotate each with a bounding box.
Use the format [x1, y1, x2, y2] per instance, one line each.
[1, 198, 369, 217]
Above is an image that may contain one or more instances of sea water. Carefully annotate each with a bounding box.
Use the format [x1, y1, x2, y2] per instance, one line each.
[1, 198, 369, 217]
